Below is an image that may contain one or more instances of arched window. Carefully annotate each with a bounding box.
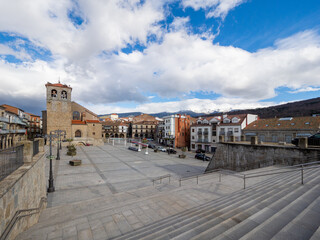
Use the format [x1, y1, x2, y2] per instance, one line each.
[61, 90, 67, 99]
[73, 111, 80, 120]
[51, 89, 57, 98]
[75, 130, 81, 138]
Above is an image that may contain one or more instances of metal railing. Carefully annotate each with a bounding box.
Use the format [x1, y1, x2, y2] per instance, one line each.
[0, 145, 24, 181]
[152, 174, 171, 186]
[33, 140, 39, 156]
[0, 197, 47, 240]
[178, 161, 320, 189]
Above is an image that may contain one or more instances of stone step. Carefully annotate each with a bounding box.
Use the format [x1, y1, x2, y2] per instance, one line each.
[112, 170, 297, 240]
[239, 183, 320, 239]
[195, 170, 320, 240]
[310, 226, 320, 240]
[271, 195, 320, 240]
[212, 168, 320, 240]
[171, 173, 320, 240]
[112, 168, 316, 240]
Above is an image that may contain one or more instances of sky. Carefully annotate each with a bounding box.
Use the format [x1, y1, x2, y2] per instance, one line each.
[0, 0, 320, 116]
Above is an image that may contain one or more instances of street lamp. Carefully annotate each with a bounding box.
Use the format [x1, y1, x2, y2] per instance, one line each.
[52, 129, 66, 160]
[47, 132, 57, 193]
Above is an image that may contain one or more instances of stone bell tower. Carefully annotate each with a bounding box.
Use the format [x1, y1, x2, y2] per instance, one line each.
[45, 82, 73, 139]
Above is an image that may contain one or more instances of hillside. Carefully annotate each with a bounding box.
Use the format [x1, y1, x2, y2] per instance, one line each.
[206, 97, 320, 119]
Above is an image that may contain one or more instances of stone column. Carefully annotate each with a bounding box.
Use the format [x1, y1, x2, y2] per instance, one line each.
[35, 138, 44, 152]
[20, 140, 33, 163]
[298, 137, 308, 149]
[251, 136, 258, 145]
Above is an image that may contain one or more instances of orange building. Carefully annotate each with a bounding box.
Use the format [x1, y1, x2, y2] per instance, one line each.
[162, 114, 196, 148]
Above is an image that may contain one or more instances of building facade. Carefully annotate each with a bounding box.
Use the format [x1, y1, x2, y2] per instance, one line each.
[217, 114, 258, 142]
[0, 105, 27, 149]
[243, 116, 320, 143]
[161, 114, 194, 148]
[42, 82, 103, 145]
[190, 117, 221, 152]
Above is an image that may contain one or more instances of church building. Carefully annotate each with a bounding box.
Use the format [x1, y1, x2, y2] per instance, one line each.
[42, 82, 103, 146]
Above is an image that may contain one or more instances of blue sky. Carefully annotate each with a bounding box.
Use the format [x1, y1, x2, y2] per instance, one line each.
[0, 0, 320, 115]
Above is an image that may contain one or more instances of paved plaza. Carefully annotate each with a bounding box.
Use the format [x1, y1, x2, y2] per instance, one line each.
[17, 142, 274, 240]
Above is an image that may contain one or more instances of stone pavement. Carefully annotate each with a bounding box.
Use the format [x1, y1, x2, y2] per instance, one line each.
[17, 142, 277, 240]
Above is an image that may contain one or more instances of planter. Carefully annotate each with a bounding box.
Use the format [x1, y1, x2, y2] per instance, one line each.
[69, 159, 82, 166]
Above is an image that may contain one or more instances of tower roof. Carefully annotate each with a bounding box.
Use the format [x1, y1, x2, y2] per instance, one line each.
[45, 82, 72, 89]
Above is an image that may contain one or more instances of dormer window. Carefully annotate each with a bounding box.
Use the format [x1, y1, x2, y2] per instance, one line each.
[231, 117, 240, 123]
[61, 90, 67, 99]
[51, 89, 57, 98]
[223, 119, 230, 123]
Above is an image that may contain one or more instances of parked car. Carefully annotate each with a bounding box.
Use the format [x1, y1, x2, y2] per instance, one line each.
[148, 144, 156, 149]
[292, 133, 320, 146]
[196, 149, 206, 153]
[167, 148, 177, 154]
[128, 146, 138, 151]
[195, 153, 210, 161]
[157, 146, 166, 152]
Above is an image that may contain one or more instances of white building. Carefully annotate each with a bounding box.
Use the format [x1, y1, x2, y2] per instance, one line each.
[190, 117, 221, 152]
[217, 114, 258, 142]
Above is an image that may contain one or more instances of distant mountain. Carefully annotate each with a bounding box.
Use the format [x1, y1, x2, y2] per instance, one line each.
[204, 97, 320, 119]
[99, 97, 320, 120]
[99, 110, 205, 118]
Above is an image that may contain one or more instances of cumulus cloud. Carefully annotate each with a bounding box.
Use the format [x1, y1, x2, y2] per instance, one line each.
[86, 97, 274, 114]
[288, 87, 320, 94]
[182, 0, 246, 19]
[0, 1, 320, 115]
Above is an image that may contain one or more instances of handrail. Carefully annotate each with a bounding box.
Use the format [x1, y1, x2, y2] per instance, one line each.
[244, 160, 320, 176]
[152, 174, 171, 186]
[0, 197, 47, 240]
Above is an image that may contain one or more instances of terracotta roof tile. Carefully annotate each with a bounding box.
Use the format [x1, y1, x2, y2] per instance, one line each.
[244, 116, 320, 131]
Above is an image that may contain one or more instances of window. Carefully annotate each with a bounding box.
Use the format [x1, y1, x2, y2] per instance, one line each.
[272, 134, 278, 143]
[73, 111, 80, 120]
[75, 130, 81, 137]
[51, 89, 57, 98]
[61, 90, 67, 99]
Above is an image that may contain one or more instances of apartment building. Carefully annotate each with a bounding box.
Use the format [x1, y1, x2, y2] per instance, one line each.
[0, 105, 27, 149]
[217, 114, 258, 142]
[190, 117, 221, 152]
[161, 114, 195, 148]
[243, 116, 320, 143]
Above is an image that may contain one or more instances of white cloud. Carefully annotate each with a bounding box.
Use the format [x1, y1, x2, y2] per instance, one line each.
[182, 0, 246, 19]
[288, 87, 320, 94]
[86, 97, 274, 114]
[0, 1, 320, 115]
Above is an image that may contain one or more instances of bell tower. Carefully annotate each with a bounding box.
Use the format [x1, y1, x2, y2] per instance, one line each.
[45, 82, 73, 138]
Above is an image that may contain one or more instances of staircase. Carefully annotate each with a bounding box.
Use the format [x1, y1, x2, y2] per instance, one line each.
[112, 167, 320, 240]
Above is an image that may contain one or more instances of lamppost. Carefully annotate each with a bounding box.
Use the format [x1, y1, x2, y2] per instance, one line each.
[52, 129, 66, 160]
[47, 132, 57, 193]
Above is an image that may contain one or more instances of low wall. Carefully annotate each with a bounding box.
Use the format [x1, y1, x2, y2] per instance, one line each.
[206, 142, 320, 172]
[0, 148, 47, 239]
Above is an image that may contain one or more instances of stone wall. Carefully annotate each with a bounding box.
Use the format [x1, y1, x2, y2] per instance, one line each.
[0, 146, 47, 239]
[206, 142, 320, 172]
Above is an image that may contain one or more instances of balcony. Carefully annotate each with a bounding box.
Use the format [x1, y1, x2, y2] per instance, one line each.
[196, 139, 210, 143]
[0, 116, 10, 123]
[0, 129, 9, 134]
